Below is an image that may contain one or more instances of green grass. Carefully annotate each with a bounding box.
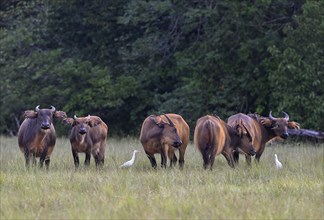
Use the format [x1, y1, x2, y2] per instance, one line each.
[0, 136, 323, 219]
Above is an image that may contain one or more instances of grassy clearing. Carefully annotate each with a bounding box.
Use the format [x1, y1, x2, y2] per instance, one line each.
[0, 136, 323, 219]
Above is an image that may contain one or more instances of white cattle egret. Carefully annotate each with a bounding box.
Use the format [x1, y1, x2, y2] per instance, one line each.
[274, 154, 283, 169]
[120, 150, 140, 168]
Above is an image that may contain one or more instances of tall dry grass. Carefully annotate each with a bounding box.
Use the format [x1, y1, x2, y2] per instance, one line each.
[0, 136, 323, 219]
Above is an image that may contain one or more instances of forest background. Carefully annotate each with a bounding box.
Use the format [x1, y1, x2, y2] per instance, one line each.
[1, 0, 323, 137]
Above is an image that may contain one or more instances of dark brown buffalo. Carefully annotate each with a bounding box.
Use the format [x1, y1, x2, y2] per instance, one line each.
[140, 114, 183, 169]
[194, 115, 255, 170]
[18, 105, 67, 168]
[64, 115, 108, 168]
[228, 112, 300, 165]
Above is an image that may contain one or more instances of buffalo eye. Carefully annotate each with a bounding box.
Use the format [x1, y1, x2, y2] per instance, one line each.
[272, 124, 279, 129]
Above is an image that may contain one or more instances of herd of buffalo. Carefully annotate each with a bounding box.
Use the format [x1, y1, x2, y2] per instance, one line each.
[17, 105, 300, 170]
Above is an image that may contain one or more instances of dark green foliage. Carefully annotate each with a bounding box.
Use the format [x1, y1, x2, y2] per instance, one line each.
[1, 0, 322, 136]
[266, 1, 324, 130]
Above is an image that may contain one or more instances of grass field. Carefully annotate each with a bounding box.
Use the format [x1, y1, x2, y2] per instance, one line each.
[0, 136, 323, 219]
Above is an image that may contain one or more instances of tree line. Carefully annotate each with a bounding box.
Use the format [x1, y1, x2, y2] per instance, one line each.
[1, 0, 323, 136]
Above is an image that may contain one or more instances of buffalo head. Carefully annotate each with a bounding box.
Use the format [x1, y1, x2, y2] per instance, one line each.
[64, 115, 102, 135]
[24, 105, 66, 130]
[150, 114, 182, 148]
[234, 121, 255, 156]
[261, 111, 300, 139]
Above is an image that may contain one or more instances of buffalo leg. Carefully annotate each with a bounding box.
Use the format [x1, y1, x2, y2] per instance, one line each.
[245, 155, 252, 166]
[94, 154, 104, 167]
[94, 157, 99, 166]
[161, 145, 169, 169]
[146, 154, 157, 169]
[84, 148, 91, 166]
[92, 146, 104, 168]
[94, 155, 104, 168]
[233, 151, 240, 164]
[168, 150, 177, 168]
[255, 154, 262, 163]
[45, 158, 50, 169]
[160, 154, 167, 169]
[179, 148, 185, 169]
[31, 153, 37, 167]
[24, 146, 30, 168]
[97, 145, 105, 167]
[39, 147, 49, 168]
[173, 153, 178, 167]
[255, 146, 265, 163]
[72, 149, 79, 168]
[98, 153, 105, 166]
[203, 145, 211, 169]
[210, 149, 218, 170]
[222, 150, 235, 168]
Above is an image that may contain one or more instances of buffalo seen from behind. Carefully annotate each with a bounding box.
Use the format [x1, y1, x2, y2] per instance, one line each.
[18, 105, 67, 169]
[194, 115, 255, 170]
[140, 114, 189, 169]
[64, 115, 108, 168]
[227, 112, 300, 165]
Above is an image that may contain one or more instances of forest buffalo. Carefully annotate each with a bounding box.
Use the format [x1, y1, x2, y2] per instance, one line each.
[140, 114, 184, 169]
[18, 105, 67, 168]
[156, 114, 189, 168]
[194, 115, 255, 170]
[227, 112, 300, 165]
[64, 115, 108, 168]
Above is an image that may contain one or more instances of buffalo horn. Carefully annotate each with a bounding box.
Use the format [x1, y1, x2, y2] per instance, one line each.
[269, 111, 277, 121]
[35, 105, 40, 112]
[50, 105, 56, 112]
[164, 114, 175, 126]
[283, 111, 289, 121]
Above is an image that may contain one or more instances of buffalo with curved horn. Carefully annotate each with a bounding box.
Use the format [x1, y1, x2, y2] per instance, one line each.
[228, 111, 300, 165]
[140, 113, 189, 169]
[18, 105, 67, 169]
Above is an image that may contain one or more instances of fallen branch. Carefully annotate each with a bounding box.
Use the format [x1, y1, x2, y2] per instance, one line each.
[288, 128, 324, 139]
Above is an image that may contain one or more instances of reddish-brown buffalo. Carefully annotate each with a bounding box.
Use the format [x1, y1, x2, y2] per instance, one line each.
[18, 105, 67, 168]
[140, 114, 184, 169]
[194, 115, 255, 170]
[227, 112, 300, 164]
[64, 115, 108, 168]
[157, 114, 189, 168]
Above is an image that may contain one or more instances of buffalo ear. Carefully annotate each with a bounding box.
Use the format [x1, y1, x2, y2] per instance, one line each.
[236, 121, 248, 137]
[54, 111, 67, 119]
[63, 118, 74, 126]
[288, 121, 300, 129]
[235, 124, 243, 137]
[24, 110, 37, 119]
[149, 115, 164, 128]
[260, 118, 272, 127]
[89, 117, 102, 127]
